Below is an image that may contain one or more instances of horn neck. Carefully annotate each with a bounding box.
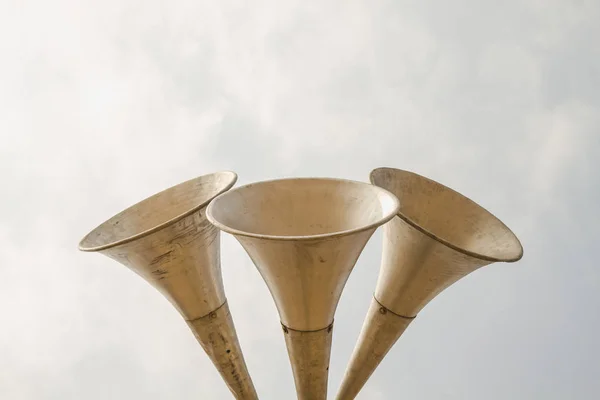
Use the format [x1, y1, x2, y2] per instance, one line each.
[79, 171, 258, 400]
[336, 168, 523, 400]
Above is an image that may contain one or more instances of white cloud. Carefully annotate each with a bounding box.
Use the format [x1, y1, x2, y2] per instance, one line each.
[1, 0, 599, 398]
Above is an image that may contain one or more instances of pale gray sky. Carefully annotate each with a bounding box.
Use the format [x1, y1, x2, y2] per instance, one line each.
[1, 0, 599, 399]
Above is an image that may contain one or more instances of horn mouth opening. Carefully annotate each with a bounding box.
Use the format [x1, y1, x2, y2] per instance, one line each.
[78, 171, 238, 252]
[370, 167, 523, 263]
[206, 177, 400, 241]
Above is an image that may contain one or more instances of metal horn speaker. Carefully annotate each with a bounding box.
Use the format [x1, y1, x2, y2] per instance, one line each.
[78, 171, 258, 399]
[336, 167, 524, 399]
[206, 177, 400, 400]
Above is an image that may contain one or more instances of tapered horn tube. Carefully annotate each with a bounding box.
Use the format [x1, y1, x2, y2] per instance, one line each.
[78, 171, 258, 399]
[336, 168, 524, 400]
[207, 177, 400, 399]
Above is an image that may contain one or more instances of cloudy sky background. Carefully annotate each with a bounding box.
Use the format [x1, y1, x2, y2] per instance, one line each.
[1, 0, 599, 398]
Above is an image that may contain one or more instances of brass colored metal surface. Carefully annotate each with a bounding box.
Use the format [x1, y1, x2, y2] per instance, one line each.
[234, 230, 376, 331]
[78, 171, 258, 400]
[207, 177, 400, 399]
[282, 323, 334, 400]
[336, 298, 413, 400]
[375, 216, 494, 318]
[336, 167, 524, 399]
[187, 301, 256, 399]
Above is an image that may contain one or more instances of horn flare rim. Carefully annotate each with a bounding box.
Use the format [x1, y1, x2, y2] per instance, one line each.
[78, 171, 237, 252]
[370, 167, 523, 263]
[206, 177, 400, 242]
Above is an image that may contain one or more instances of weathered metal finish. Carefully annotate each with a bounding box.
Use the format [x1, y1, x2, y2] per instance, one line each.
[336, 167, 524, 400]
[375, 215, 494, 318]
[78, 171, 258, 400]
[282, 323, 334, 400]
[235, 230, 376, 331]
[187, 301, 256, 399]
[206, 177, 400, 399]
[336, 299, 413, 400]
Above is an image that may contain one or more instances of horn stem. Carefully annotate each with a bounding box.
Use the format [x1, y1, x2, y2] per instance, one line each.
[282, 322, 334, 400]
[336, 298, 414, 400]
[187, 301, 258, 400]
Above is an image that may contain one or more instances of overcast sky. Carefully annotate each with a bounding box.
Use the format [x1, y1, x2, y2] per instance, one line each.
[1, 0, 599, 399]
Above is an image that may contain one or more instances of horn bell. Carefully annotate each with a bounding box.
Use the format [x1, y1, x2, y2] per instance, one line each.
[336, 167, 524, 400]
[207, 177, 400, 400]
[78, 171, 258, 400]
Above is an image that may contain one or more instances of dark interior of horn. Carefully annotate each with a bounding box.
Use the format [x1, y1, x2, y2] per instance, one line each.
[371, 168, 523, 262]
[78, 171, 236, 251]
